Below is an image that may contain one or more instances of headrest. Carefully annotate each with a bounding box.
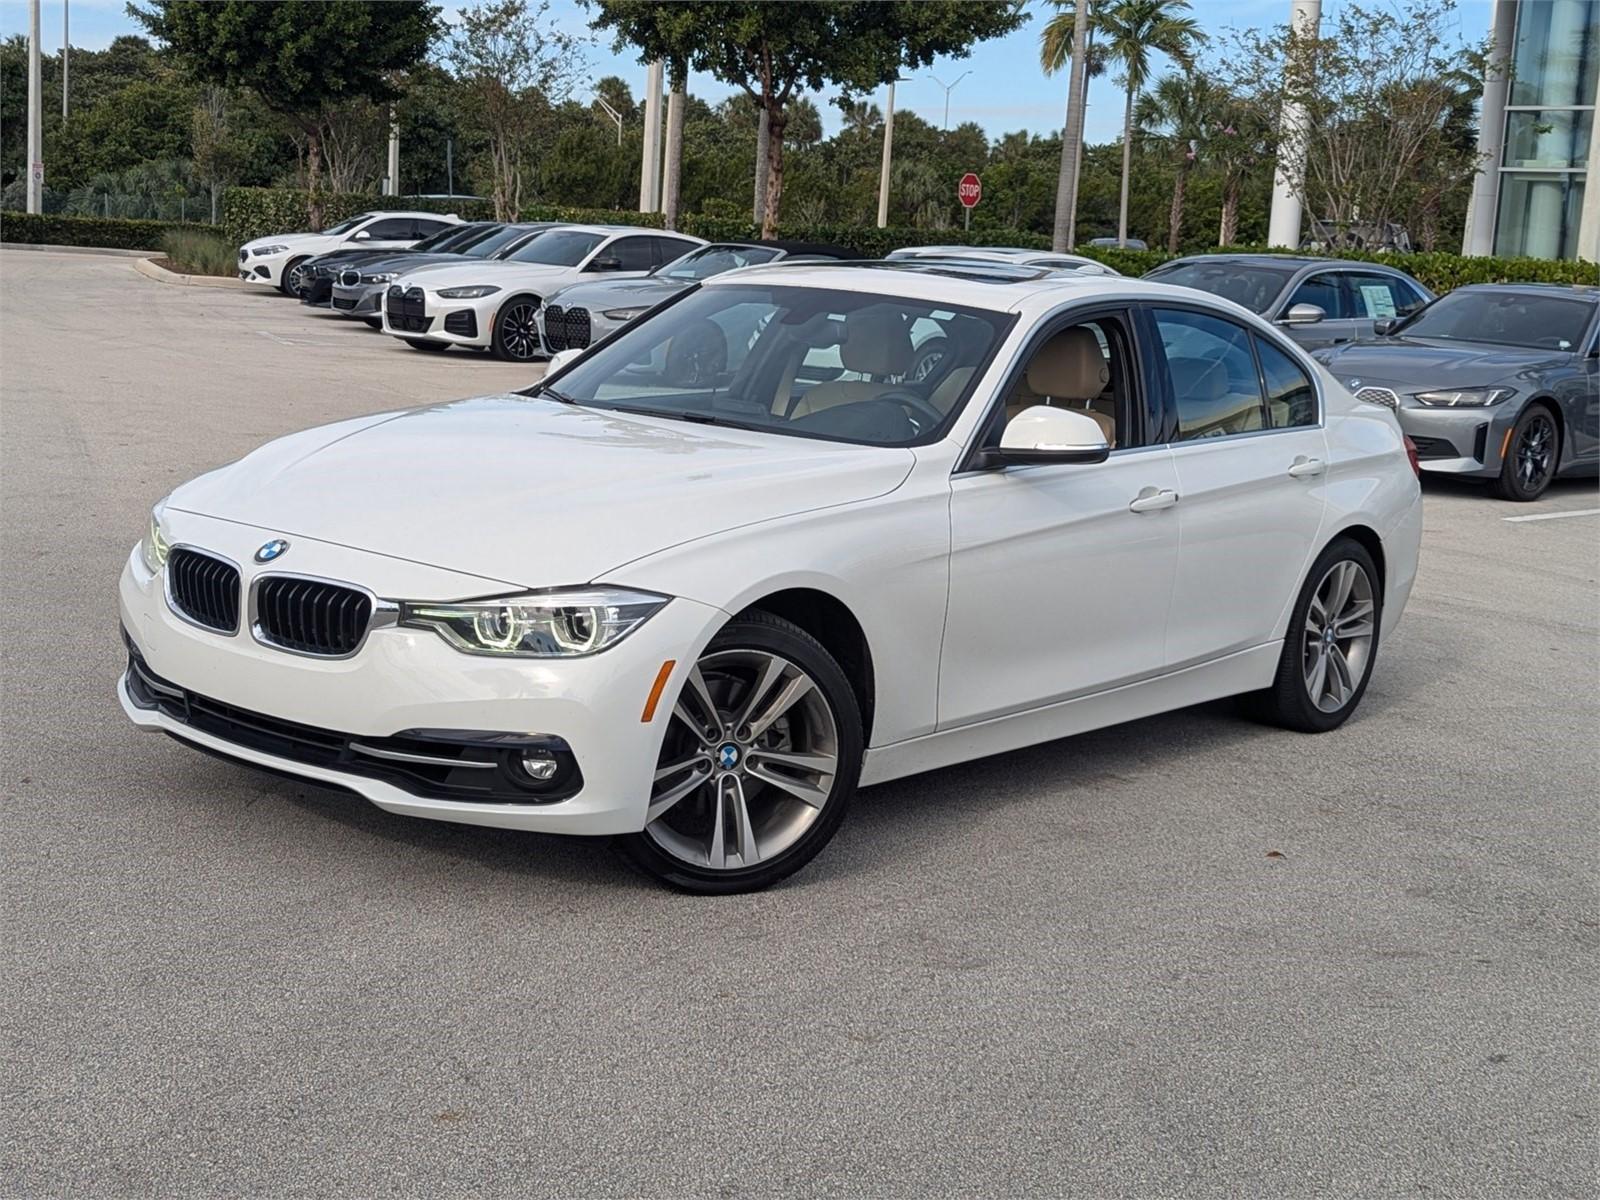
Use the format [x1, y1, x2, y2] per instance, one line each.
[1026, 326, 1110, 400]
[840, 309, 913, 377]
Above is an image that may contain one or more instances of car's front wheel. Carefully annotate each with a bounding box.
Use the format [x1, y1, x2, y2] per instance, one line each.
[492, 297, 543, 361]
[1253, 537, 1382, 733]
[617, 612, 863, 894]
[279, 257, 310, 297]
[1491, 403, 1559, 501]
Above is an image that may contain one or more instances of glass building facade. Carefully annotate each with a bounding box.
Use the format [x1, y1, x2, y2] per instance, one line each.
[1492, 0, 1599, 259]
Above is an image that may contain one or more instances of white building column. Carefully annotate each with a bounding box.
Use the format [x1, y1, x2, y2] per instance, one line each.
[1267, 0, 1321, 249]
[1462, 0, 1519, 256]
[26, 0, 41, 213]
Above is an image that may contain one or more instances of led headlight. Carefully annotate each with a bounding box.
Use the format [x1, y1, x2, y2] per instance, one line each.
[1413, 387, 1514, 407]
[253, 244, 289, 256]
[437, 284, 501, 299]
[140, 508, 170, 574]
[362, 271, 396, 284]
[401, 587, 668, 657]
[601, 306, 649, 321]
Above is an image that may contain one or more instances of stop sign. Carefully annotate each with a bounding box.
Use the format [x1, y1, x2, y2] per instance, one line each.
[957, 172, 982, 209]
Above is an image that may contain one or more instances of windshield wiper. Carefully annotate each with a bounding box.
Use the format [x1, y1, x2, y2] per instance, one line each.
[600, 403, 742, 428]
[536, 383, 577, 404]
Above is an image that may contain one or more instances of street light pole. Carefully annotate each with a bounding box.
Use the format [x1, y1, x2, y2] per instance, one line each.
[928, 70, 971, 131]
[27, 0, 41, 213]
[594, 96, 624, 146]
[876, 80, 896, 228]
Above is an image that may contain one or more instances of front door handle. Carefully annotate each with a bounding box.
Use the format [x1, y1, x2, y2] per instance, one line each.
[1288, 456, 1326, 478]
[1129, 487, 1179, 513]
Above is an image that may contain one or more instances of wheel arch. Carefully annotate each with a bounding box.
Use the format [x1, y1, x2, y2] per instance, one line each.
[1328, 523, 1386, 599]
[737, 587, 876, 745]
[1520, 394, 1564, 461]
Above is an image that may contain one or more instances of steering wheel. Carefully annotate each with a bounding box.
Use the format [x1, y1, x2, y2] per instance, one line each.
[873, 388, 944, 433]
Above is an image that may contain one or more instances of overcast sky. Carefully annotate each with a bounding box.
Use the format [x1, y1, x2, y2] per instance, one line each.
[3, 0, 1494, 149]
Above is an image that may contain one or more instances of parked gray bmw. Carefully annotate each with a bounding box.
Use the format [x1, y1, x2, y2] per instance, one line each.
[1143, 254, 1434, 349]
[1313, 284, 1599, 500]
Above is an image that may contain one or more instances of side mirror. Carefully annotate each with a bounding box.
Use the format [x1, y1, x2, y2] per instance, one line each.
[997, 405, 1110, 465]
[351, 229, 372, 241]
[590, 255, 623, 272]
[1373, 318, 1399, 336]
[547, 347, 583, 375]
[1281, 302, 1325, 325]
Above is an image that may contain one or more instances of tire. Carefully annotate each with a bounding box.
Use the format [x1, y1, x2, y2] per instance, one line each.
[616, 611, 864, 894]
[403, 338, 448, 352]
[908, 337, 948, 383]
[1251, 536, 1382, 733]
[1490, 403, 1559, 501]
[279, 257, 310, 297]
[492, 296, 543, 361]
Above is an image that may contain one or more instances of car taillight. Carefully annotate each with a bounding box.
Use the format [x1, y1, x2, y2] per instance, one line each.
[1403, 435, 1421, 480]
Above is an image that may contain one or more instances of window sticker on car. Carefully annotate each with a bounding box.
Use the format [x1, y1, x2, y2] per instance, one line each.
[1359, 285, 1398, 318]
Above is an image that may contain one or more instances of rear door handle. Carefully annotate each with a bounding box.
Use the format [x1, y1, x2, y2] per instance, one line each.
[1288, 456, 1326, 478]
[1129, 487, 1179, 513]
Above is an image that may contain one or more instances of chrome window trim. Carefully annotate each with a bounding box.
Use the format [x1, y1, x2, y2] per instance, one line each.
[163, 543, 244, 637]
[248, 570, 399, 661]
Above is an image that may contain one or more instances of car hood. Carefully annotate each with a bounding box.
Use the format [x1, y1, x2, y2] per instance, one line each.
[400, 260, 573, 291]
[341, 252, 471, 278]
[547, 277, 689, 310]
[242, 231, 331, 254]
[1315, 337, 1571, 390]
[165, 395, 915, 590]
[308, 246, 413, 270]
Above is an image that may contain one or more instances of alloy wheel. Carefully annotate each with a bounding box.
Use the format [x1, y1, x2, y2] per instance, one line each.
[284, 261, 308, 297]
[1302, 559, 1376, 713]
[498, 302, 542, 360]
[646, 649, 839, 872]
[1515, 412, 1556, 493]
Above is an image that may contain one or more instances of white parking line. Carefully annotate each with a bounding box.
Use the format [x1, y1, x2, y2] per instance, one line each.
[1502, 508, 1600, 523]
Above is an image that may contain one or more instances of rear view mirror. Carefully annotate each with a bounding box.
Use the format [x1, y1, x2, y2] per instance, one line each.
[1282, 303, 1325, 325]
[998, 405, 1110, 465]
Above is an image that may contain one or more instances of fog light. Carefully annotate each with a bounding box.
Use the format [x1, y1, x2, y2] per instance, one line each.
[519, 751, 558, 782]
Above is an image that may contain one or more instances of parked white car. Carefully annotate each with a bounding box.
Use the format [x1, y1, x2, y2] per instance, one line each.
[237, 210, 462, 295]
[889, 245, 1121, 275]
[120, 266, 1421, 892]
[381, 225, 705, 360]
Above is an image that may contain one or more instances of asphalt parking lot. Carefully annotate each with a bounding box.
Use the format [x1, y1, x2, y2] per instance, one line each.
[2, 247, 1596, 1198]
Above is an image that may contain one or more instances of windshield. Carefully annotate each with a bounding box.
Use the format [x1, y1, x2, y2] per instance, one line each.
[417, 223, 488, 253]
[455, 225, 540, 258]
[322, 213, 371, 236]
[506, 230, 604, 266]
[661, 244, 782, 281]
[538, 284, 1010, 447]
[1396, 290, 1595, 350]
[1143, 261, 1294, 313]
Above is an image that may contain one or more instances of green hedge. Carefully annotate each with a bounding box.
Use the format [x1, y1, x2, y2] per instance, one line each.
[0, 210, 212, 251]
[221, 186, 665, 245]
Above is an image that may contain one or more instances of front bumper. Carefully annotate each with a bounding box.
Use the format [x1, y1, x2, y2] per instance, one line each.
[1395, 401, 1516, 478]
[238, 252, 287, 286]
[118, 520, 727, 836]
[330, 281, 385, 317]
[381, 286, 495, 348]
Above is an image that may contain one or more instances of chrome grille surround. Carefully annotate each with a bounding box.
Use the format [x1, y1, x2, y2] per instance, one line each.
[1354, 386, 1400, 410]
[165, 545, 243, 635]
[249, 572, 398, 660]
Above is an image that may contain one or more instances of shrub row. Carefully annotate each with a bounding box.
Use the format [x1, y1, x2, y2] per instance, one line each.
[0, 210, 212, 251]
[219, 186, 665, 245]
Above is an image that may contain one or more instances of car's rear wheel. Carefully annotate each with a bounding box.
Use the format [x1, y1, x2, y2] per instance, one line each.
[1491, 404, 1559, 501]
[492, 297, 543, 361]
[616, 612, 862, 894]
[279, 257, 310, 297]
[1252, 537, 1381, 733]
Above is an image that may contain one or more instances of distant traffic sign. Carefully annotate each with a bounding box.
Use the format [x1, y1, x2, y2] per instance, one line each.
[957, 172, 982, 209]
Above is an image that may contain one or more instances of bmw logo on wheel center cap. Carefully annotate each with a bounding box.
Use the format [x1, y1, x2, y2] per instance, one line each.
[255, 538, 290, 563]
[717, 742, 741, 771]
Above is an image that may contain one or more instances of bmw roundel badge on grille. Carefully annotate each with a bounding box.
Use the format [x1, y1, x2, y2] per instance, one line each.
[255, 538, 290, 563]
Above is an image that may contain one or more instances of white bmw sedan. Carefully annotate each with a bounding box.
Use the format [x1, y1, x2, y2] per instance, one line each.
[119, 263, 1422, 892]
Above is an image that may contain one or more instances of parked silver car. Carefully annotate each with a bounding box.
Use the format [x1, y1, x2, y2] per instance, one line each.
[1313, 284, 1599, 500]
[1143, 254, 1434, 350]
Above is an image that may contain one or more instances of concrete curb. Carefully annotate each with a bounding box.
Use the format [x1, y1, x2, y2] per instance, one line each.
[1, 242, 156, 258]
[132, 256, 249, 289]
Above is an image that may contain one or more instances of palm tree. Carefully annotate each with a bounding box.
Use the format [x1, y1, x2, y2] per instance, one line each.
[1080, 0, 1204, 247]
[1136, 72, 1216, 253]
[1039, 0, 1110, 249]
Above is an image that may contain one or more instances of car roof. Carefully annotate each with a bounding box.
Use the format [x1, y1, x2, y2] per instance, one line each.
[1450, 281, 1600, 298]
[701, 260, 1256, 318]
[358, 210, 463, 221]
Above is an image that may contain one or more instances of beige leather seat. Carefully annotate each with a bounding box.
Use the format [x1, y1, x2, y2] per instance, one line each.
[788, 310, 913, 420]
[1008, 326, 1115, 445]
